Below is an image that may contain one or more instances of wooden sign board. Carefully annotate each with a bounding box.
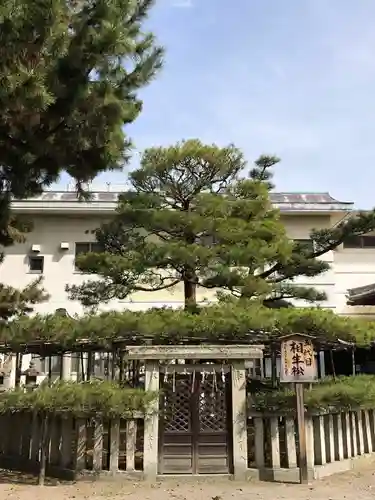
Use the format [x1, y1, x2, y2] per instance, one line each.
[280, 334, 317, 383]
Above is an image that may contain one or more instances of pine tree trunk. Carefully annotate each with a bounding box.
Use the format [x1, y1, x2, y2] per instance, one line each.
[184, 278, 197, 311]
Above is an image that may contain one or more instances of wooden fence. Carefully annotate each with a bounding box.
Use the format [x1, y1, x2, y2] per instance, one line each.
[0, 412, 144, 480]
[248, 409, 375, 481]
[1, 409, 375, 482]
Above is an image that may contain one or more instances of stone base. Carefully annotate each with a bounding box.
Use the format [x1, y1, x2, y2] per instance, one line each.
[246, 453, 374, 483]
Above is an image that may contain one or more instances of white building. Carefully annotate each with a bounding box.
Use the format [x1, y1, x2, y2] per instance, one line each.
[0, 190, 374, 318]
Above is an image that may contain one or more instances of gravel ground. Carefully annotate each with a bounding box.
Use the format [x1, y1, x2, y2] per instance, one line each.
[1, 463, 375, 500]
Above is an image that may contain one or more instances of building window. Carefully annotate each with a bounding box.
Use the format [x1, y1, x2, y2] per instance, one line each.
[28, 255, 44, 273]
[74, 242, 103, 270]
[343, 236, 375, 249]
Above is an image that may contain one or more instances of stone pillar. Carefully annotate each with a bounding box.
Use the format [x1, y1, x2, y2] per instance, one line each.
[270, 417, 280, 469]
[326, 414, 335, 463]
[143, 360, 159, 481]
[60, 353, 72, 381]
[336, 414, 344, 460]
[363, 410, 372, 453]
[231, 360, 248, 480]
[306, 417, 315, 470]
[351, 412, 358, 456]
[344, 412, 352, 458]
[4, 355, 17, 390]
[285, 418, 297, 468]
[254, 417, 265, 469]
[319, 352, 325, 378]
[314, 415, 326, 465]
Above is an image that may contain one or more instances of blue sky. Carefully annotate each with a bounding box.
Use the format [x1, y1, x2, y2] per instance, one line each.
[60, 0, 375, 208]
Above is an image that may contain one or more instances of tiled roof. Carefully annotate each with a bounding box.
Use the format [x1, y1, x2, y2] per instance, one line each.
[269, 192, 351, 205]
[10, 191, 353, 213]
[15, 191, 352, 205]
[347, 284, 375, 306]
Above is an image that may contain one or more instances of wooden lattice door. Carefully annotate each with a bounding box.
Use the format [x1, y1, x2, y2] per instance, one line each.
[158, 370, 232, 474]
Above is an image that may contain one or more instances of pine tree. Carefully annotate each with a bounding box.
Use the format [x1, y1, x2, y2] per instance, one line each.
[0, 0, 162, 201]
[0, 0, 162, 319]
[67, 140, 293, 310]
[67, 140, 375, 311]
[249, 160, 375, 307]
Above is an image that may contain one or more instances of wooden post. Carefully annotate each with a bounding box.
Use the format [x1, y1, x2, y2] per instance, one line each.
[80, 353, 85, 382]
[271, 349, 277, 388]
[87, 352, 93, 380]
[38, 413, 49, 486]
[119, 352, 124, 383]
[15, 353, 21, 387]
[279, 334, 317, 483]
[61, 417, 73, 468]
[49, 416, 61, 465]
[48, 357, 52, 386]
[296, 383, 308, 484]
[111, 350, 117, 380]
[352, 348, 356, 375]
[30, 412, 40, 462]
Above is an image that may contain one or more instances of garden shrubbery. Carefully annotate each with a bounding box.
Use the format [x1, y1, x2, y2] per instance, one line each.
[250, 375, 375, 413]
[0, 380, 156, 417]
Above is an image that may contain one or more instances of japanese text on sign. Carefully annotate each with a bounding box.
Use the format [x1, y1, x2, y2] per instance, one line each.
[280, 336, 317, 383]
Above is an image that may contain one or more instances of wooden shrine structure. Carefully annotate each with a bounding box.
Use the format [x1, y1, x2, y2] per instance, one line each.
[129, 344, 264, 480]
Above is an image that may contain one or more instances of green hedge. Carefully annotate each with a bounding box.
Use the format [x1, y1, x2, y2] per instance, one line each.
[2, 300, 374, 350]
[251, 375, 375, 413]
[0, 380, 157, 417]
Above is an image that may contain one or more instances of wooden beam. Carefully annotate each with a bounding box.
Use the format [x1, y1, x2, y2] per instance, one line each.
[125, 344, 264, 360]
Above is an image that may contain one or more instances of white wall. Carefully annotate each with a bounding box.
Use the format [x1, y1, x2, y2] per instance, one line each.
[334, 241, 375, 317]
[1, 211, 375, 316]
[280, 214, 336, 309]
[0, 214, 110, 315]
[0, 214, 217, 315]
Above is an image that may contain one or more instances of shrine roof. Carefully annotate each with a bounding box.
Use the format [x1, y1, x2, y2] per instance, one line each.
[347, 283, 375, 306]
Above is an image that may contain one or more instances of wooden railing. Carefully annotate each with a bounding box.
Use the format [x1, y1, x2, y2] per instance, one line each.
[248, 409, 375, 481]
[0, 412, 144, 480]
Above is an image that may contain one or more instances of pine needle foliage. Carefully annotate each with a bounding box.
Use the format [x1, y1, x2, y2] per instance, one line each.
[0, 0, 163, 202]
[0, 380, 156, 417]
[0, 0, 163, 321]
[251, 375, 375, 413]
[66, 142, 375, 309]
[0, 277, 49, 322]
[67, 141, 293, 311]
[1, 300, 375, 351]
